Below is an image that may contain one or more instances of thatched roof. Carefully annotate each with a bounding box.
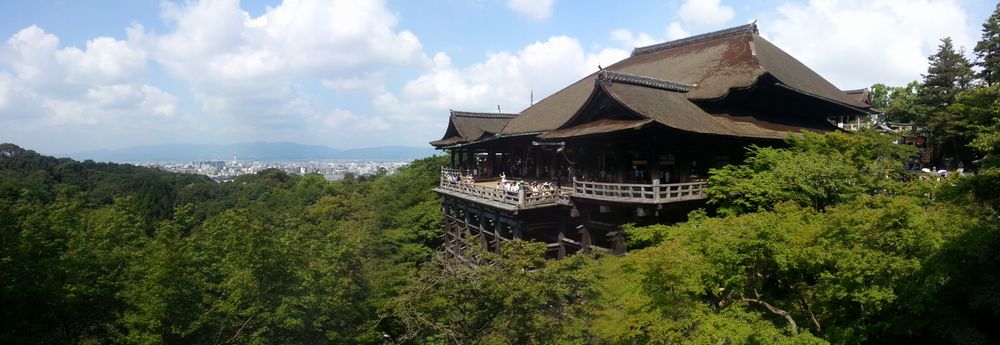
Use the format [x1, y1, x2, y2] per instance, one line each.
[501, 23, 869, 136]
[429, 110, 517, 148]
[843, 88, 872, 106]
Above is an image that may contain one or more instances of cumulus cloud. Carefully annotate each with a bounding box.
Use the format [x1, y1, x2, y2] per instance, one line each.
[610, 29, 657, 49]
[55, 36, 147, 84]
[506, 0, 555, 21]
[766, 0, 975, 88]
[679, 0, 734, 27]
[374, 36, 629, 142]
[0, 25, 174, 129]
[151, 0, 426, 132]
[666, 22, 691, 40]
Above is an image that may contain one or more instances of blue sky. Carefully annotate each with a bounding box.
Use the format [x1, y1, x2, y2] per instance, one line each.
[0, 0, 994, 154]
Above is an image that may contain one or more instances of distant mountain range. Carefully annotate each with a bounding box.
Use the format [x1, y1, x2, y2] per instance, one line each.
[59, 142, 440, 162]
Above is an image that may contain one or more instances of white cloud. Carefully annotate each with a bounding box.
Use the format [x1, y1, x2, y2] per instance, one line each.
[55, 36, 147, 84]
[318, 108, 388, 131]
[376, 36, 629, 129]
[766, 0, 975, 88]
[85, 84, 177, 117]
[610, 29, 657, 49]
[666, 22, 690, 40]
[150, 0, 426, 133]
[679, 0, 735, 27]
[0, 25, 174, 130]
[321, 74, 386, 93]
[156, 0, 424, 81]
[506, 0, 555, 21]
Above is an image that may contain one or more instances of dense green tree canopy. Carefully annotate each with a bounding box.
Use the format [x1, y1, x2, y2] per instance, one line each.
[5, 25, 1000, 341]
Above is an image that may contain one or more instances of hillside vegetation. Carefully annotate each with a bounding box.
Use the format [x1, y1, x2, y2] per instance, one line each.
[3, 124, 1000, 344]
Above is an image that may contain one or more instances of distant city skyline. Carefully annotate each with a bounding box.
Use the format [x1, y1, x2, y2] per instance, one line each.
[54, 141, 438, 163]
[1, 0, 994, 153]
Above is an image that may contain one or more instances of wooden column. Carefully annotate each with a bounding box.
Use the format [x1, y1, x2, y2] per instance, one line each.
[494, 218, 503, 254]
[615, 146, 628, 183]
[648, 144, 661, 183]
[534, 148, 543, 179]
[611, 229, 626, 255]
[480, 213, 490, 252]
[557, 222, 567, 259]
[449, 149, 456, 168]
[489, 149, 497, 177]
[457, 148, 465, 171]
[578, 224, 592, 254]
[466, 149, 475, 174]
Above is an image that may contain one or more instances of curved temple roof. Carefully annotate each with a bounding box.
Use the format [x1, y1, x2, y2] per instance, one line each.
[499, 23, 869, 136]
[430, 110, 517, 148]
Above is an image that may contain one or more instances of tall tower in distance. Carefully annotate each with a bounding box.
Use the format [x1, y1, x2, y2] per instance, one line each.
[232, 153, 237, 166]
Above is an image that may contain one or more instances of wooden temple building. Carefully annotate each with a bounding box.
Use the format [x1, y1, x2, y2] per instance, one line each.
[430, 24, 872, 259]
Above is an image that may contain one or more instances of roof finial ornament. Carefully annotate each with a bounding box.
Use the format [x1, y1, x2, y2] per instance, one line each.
[598, 64, 603, 71]
[497, 105, 501, 113]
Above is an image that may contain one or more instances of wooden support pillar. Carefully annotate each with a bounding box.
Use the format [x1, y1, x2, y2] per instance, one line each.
[489, 149, 497, 177]
[494, 214, 502, 237]
[534, 148, 543, 179]
[463, 208, 471, 238]
[677, 154, 690, 183]
[611, 230, 626, 255]
[457, 148, 465, 171]
[557, 222, 567, 260]
[615, 146, 628, 183]
[521, 147, 529, 177]
[648, 144, 661, 183]
[466, 149, 475, 175]
[494, 218, 503, 254]
[449, 149, 456, 168]
[578, 224, 592, 254]
[480, 213, 490, 252]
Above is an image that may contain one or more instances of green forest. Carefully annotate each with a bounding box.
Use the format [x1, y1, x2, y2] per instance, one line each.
[3, 5, 1000, 345]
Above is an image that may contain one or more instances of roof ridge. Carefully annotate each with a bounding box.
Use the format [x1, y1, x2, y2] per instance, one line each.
[631, 23, 758, 56]
[841, 88, 868, 94]
[597, 70, 694, 92]
[450, 110, 518, 119]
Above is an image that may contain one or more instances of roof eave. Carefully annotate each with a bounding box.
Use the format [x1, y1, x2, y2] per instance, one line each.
[774, 82, 874, 115]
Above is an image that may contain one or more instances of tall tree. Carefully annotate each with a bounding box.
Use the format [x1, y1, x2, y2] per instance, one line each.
[869, 82, 929, 124]
[920, 38, 975, 166]
[919, 37, 975, 110]
[975, 3, 1000, 85]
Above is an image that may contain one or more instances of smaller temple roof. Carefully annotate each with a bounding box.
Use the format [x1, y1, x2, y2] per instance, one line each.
[430, 110, 518, 148]
[843, 88, 872, 107]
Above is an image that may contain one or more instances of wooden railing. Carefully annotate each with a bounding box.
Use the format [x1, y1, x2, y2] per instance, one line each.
[572, 178, 708, 204]
[439, 168, 562, 209]
[439, 169, 708, 207]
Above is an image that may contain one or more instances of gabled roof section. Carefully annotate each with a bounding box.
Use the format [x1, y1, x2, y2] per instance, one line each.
[596, 70, 694, 92]
[843, 88, 872, 106]
[430, 110, 517, 147]
[501, 23, 870, 135]
[542, 71, 838, 140]
[631, 23, 758, 56]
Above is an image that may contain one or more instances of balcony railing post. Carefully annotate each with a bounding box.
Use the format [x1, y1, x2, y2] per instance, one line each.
[517, 181, 525, 207]
[652, 178, 660, 203]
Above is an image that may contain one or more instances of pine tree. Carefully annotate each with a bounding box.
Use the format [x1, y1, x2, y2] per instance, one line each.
[919, 37, 975, 167]
[918, 37, 974, 110]
[975, 3, 1000, 85]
